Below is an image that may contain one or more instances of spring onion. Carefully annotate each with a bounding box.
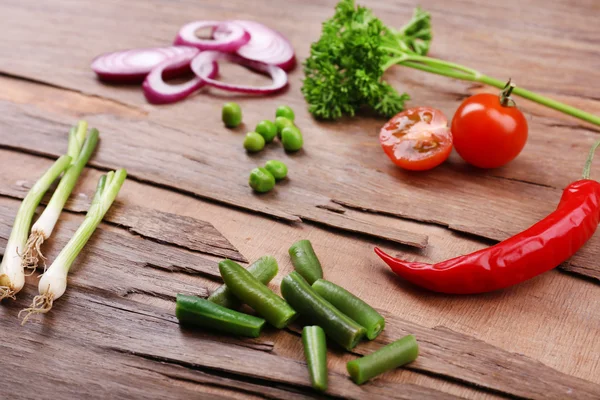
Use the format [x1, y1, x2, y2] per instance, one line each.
[0, 155, 72, 301]
[19, 169, 127, 323]
[23, 122, 99, 271]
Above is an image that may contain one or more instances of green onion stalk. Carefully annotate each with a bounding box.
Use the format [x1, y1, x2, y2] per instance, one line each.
[23, 121, 99, 271]
[0, 156, 72, 301]
[20, 169, 127, 323]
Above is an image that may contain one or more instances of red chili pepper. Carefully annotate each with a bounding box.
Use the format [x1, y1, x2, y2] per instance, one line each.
[375, 141, 600, 294]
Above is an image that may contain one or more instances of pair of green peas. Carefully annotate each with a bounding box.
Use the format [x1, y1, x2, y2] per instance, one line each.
[249, 160, 288, 193]
[222, 103, 303, 152]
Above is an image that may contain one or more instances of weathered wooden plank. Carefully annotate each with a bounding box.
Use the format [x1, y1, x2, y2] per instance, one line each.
[0, 289, 457, 400]
[0, 157, 247, 263]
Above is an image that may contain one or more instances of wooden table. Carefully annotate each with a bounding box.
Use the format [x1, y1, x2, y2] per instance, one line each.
[1, 0, 599, 398]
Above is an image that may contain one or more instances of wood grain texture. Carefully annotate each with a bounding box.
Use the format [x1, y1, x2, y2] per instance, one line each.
[1, 0, 600, 398]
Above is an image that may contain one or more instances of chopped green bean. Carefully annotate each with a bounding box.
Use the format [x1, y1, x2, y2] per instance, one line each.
[302, 326, 328, 392]
[176, 294, 265, 338]
[347, 335, 419, 385]
[244, 132, 266, 152]
[264, 160, 288, 181]
[275, 116, 294, 138]
[219, 260, 296, 329]
[312, 279, 385, 340]
[281, 272, 365, 350]
[249, 167, 276, 193]
[222, 102, 242, 128]
[208, 256, 279, 309]
[288, 240, 323, 284]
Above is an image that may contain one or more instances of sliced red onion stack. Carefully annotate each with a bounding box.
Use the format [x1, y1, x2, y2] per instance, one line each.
[174, 21, 250, 52]
[91, 46, 199, 83]
[91, 19, 296, 103]
[191, 51, 287, 94]
[213, 20, 296, 72]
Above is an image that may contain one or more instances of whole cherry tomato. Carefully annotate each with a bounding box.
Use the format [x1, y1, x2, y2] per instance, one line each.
[451, 84, 528, 169]
[379, 107, 452, 171]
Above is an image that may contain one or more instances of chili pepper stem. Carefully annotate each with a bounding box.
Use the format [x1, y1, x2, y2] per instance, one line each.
[582, 140, 600, 179]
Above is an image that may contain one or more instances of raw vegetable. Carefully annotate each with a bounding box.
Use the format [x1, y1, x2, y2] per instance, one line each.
[281, 126, 303, 152]
[303, 0, 600, 127]
[255, 120, 278, 143]
[312, 279, 384, 340]
[249, 167, 276, 193]
[281, 272, 366, 350]
[347, 335, 419, 385]
[379, 107, 452, 171]
[451, 82, 528, 168]
[302, 326, 328, 392]
[208, 256, 279, 309]
[91, 46, 199, 83]
[20, 169, 127, 322]
[213, 20, 296, 72]
[264, 160, 288, 181]
[375, 140, 600, 294]
[0, 156, 72, 301]
[142, 52, 218, 104]
[275, 116, 294, 138]
[244, 132, 266, 152]
[23, 122, 98, 271]
[275, 105, 295, 121]
[288, 240, 323, 284]
[222, 102, 243, 128]
[176, 294, 265, 338]
[174, 21, 250, 52]
[190, 51, 288, 94]
[218, 260, 296, 328]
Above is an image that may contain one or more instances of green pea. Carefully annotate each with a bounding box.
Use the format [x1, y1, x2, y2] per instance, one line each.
[255, 120, 278, 143]
[265, 160, 288, 181]
[281, 126, 304, 152]
[222, 102, 242, 128]
[244, 132, 266, 152]
[249, 167, 276, 193]
[275, 105, 295, 122]
[275, 116, 294, 138]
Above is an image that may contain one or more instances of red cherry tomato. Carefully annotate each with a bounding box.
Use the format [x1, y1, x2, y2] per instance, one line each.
[379, 107, 452, 171]
[451, 93, 528, 169]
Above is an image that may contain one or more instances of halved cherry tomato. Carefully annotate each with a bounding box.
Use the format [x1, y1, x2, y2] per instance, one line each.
[451, 92, 528, 169]
[379, 107, 452, 171]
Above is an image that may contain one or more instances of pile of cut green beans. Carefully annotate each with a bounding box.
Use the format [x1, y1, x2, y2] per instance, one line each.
[175, 240, 419, 391]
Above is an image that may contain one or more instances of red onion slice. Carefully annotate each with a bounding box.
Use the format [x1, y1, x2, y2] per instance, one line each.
[190, 51, 287, 94]
[213, 20, 296, 72]
[143, 52, 218, 104]
[174, 21, 249, 52]
[91, 46, 199, 83]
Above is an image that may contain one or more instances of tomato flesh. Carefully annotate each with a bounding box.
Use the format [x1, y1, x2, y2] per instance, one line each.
[451, 93, 528, 169]
[379, 107, 452, 171]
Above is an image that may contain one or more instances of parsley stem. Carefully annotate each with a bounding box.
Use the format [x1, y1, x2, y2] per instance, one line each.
[384, 52, 600, 126]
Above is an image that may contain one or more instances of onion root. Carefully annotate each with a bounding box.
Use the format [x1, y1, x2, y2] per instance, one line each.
[22, 231, 47, 273]
[0, 286, 17, 301]
[19, 292, 54, 325]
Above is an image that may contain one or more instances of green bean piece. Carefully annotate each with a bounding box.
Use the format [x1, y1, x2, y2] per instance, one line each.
[288, 240, 323, 284]
[281, 126, 304, 152]
[275, 116, 294, 138]
[222, 102, 242, 128]
[281, 272, 365, 350]
[347, 335, 419, 385]
[312, 279, 385, 340]
[249, 167, 276, 193]
[175, 294, 265, 338]
[244, 132, 266, 152]
[208, 256, 279, 309]
[275, 105, 295, 121]
[302, 326, 328, 392]
[219, 260, 296, 329]
[255, 120, 278, 143]
[264, 160, 288, 181]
